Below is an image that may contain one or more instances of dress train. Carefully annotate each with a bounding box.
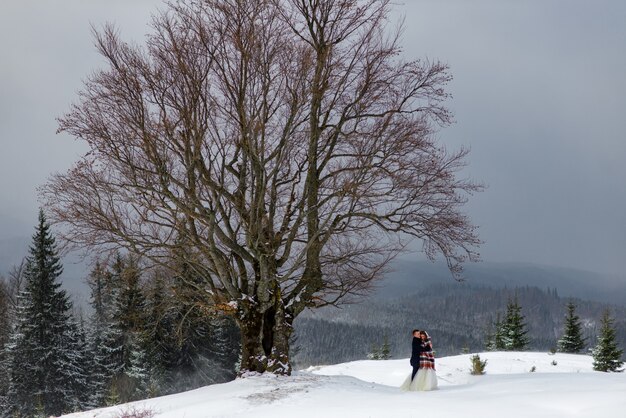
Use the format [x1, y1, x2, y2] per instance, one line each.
[400, 368, 438, 391]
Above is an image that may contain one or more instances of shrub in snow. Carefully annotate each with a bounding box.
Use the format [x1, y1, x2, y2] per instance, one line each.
[470, 354, 487, 375]
[115, 406, 156, 418]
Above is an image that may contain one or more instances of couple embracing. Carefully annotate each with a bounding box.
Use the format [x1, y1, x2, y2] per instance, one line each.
[400, 329, 438, 391]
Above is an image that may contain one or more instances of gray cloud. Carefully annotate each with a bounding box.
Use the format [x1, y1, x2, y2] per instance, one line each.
[1, 0, 624, 277]
[396, 0, 626, 276]
[0, 0, 159, 227]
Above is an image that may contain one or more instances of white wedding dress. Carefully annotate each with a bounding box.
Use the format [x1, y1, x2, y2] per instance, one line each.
[400, 367, 438, 391]
[402, 334, 438, 391]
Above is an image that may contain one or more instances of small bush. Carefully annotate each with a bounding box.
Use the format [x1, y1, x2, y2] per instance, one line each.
[470, 354, 487, 375]
[530, 366, 536, 372]
[115, 406, 157, 418]
[551, 360, 558, 366]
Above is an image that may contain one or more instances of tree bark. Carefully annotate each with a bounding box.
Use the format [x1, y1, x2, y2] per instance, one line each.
[237, 295, 293, 375]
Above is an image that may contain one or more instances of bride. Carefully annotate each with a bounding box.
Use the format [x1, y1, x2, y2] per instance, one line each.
[400, 330, 438, 391]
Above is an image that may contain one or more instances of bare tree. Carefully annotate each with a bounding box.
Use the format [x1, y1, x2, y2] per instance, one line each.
[41, 0, 481, 375]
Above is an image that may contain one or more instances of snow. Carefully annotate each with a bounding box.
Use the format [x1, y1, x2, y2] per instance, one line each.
[63, 352, 626, 418]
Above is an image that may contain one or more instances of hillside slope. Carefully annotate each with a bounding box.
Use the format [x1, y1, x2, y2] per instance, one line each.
[62, 352, 626, 418]
[293, 282, 626, 367]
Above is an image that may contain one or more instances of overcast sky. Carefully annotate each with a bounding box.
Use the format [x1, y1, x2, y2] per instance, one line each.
[1, 0, 625, 277]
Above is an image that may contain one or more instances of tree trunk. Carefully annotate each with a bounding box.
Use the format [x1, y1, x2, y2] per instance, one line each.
[237, 299, 293, 376]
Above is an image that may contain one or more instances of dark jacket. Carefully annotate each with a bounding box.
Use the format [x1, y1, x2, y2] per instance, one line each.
[410, 336, 423, 366]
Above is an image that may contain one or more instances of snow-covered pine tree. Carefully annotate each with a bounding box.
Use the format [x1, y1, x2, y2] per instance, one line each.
[62, 318, 91, 412]
[501, 298, 529, 351]
[91, 321, 124, 407]
[485, 313, 505, 351]
[143, 272, 175, 396]
[557, 301, 586, 353]
[0, 278, 11, 407]
[85, 262, 120, 408]
[592, 309, 624, 372]
[126, 335, 150, 398]
[165, 300, 234, 392]
[4, 209, 86, 416]
[88, 261, 117, 324]
[368, 335, 391, 360]
[108, 254, 150, 403]
[380, 335, 391, 360]
[0, 279, 9, 349]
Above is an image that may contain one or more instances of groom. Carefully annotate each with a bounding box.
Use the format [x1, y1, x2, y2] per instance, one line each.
[410, 329, 423, 380]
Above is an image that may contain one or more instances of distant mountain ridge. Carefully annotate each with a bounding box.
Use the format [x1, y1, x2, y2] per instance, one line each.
[375, 259, 626, 306]
[292, 259, 626, 368]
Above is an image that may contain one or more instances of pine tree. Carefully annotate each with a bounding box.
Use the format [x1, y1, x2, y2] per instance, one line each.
[367, 342, 381, 360]
[557, 301, 586, 353]
[108, 254, 150, 403]
[63, 318, 91, 411]
[161, 248, 239, 393]
[0, 278, 11, 406]
[501, 298, 529, 351]
[114, 255, 146, 335]
[205, 316, 240, 381]
[592, 310, 624, 372]
[367, 336, 391, 360]
[0, 279, 9, 347]
[143, 272, 174, 396]
[380, 335, 391, 360]
[126, 335, 150, 398]
[4, 210, 87, 416]
[89, 321, 123, 407]
[165, 305, 234, 392]
[88, 261, 116, 327]
[85, 262, 120, 408]
[485, 313, 506, 351]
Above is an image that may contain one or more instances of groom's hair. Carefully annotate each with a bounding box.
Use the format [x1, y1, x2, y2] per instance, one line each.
[412, 329, 420, 334]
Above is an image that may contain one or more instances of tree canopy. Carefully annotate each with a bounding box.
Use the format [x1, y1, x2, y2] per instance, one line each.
[42, 0, 480, 374]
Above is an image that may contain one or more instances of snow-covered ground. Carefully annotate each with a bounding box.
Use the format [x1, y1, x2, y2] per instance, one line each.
[63, 352, 626, 418]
